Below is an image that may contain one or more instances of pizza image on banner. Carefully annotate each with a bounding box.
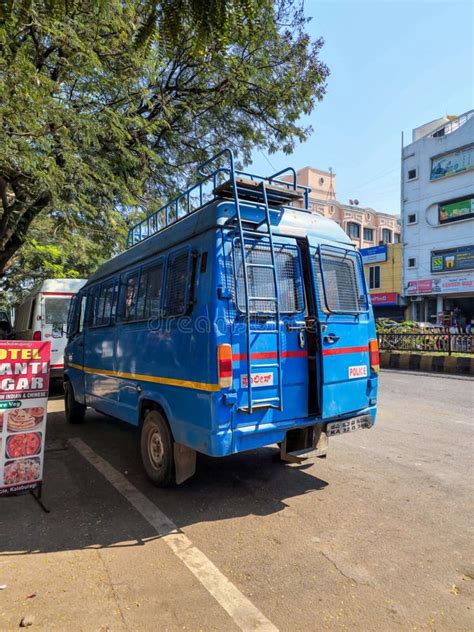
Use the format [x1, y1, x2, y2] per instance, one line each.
[0, 341, 51, 496]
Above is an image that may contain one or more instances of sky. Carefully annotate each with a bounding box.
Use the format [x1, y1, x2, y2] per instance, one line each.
[249, 0, 474, 215]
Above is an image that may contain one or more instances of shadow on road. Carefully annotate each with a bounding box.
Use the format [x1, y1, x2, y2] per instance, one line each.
[1, 408, 328, 556]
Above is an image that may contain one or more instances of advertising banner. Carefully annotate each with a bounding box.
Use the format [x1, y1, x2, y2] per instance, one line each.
[0, 341, 51, 497]
[431, 245, 474, 273]
[360, 245, 387, 264]
[430, 145, 474, 181]
[439, 198, 473, 224]
[407, 276, 474, 296]
[370, 292, 399, 306]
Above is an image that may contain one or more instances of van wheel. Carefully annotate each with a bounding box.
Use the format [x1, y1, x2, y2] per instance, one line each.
[64, 381, 86, 424]
[140, 410, 174, 487]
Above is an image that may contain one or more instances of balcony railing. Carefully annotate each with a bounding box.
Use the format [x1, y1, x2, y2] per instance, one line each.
[430, 110, 474, 138]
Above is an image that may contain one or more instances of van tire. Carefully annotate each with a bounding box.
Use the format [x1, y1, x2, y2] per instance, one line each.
[64, 381, 86, 424]
[140, 410, 174, 487]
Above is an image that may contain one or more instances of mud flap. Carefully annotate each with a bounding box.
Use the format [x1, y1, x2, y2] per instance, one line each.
[174, 443, 197, 484]
[280, 425, 328, 464]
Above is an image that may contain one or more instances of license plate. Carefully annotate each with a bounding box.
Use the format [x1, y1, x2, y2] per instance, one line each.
[327, 415, 372, 436]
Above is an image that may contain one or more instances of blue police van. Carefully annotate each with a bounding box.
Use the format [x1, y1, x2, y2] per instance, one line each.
[64, 149, 379, 486]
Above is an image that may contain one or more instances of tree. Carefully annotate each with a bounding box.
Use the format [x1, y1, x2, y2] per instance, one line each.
[0, 0, 328, 277]
[0, 209, 124, 311]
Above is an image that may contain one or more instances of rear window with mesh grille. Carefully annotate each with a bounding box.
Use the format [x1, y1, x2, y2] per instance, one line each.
[315, 250, 364, 313]
[165, 251, 189, 316]
[232, 242, 304, 314]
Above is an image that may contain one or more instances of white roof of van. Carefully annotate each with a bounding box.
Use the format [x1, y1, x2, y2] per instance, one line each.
[38, 278, 87, 293]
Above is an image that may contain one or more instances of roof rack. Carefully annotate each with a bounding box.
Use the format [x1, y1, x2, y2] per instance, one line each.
[126, 148, 311, 248]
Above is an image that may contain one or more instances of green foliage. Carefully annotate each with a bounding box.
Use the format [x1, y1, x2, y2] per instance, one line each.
[376, 319, 438, 333]
[0, 211, 121, 310]
[0, 0, 328, 298]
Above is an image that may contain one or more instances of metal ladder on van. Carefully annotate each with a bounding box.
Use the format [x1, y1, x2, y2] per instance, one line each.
[235, 181, 283, 413]
[196, 149, 308, 414]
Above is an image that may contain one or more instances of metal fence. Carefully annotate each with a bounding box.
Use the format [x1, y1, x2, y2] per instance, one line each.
[378, 331, 474, 355]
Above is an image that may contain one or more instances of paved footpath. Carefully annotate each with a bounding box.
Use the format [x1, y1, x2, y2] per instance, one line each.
[1, 371, 473, 631]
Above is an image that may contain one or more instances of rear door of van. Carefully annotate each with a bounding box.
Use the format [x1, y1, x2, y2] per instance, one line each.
[310, 243, 377, 419]
[228, 234, 309, 423]
[41, 292, 74, 371]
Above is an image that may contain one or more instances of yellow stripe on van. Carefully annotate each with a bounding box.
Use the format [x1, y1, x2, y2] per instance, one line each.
[66, 362, 220, 392]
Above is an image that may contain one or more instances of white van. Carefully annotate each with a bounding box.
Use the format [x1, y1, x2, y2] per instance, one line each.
[13, 279, 86, 377]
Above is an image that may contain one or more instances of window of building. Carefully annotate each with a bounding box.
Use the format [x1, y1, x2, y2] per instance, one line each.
[368, 266, 381, 290]
[407, 168, 417, 181]
[407, 213, 417, 224]
[382, 228, 392, 243]
[165, 251, 190, 316]
[363, 227, 374, 241]
[408, 257, 417, 268]
[394, 233, 401, 243]
[347, 222, 360, 239]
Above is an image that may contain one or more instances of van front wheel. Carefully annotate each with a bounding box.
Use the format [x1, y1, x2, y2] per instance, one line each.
[64, 381, 86, 424]
[140, 411, 174, 487]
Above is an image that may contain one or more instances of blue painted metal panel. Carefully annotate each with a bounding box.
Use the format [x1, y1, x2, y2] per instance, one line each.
[309, 241, 379, 420]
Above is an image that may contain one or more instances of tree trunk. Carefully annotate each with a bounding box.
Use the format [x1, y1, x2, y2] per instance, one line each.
[0, 193, 51, 277]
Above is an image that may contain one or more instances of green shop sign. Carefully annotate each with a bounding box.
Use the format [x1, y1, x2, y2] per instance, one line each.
[439, 197, 474, 224]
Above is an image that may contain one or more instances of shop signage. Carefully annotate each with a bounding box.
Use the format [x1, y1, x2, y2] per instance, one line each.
[430, 145, 474, 181]
[370, 292, 399, 306]
[0, 341, 50, 497]
[431, 245, 474, 272]
[439, 198, 474, 224]
[360, 245, 387, 264]
[407, 276, 474, 296]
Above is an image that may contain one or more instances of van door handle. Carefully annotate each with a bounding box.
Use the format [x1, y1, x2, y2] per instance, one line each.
[286, 321, 306, 331]
[324, 334, 340, 344]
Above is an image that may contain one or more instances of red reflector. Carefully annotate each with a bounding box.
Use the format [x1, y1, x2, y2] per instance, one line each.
[33, 330, 42, 341]
[369, 339, 380, 372]
[218, 344, 233, 388]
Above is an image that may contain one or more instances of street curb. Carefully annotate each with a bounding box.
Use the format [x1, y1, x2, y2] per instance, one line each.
[380, 351, 474, 376]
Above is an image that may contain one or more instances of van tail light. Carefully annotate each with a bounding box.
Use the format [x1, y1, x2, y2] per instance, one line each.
[33, 330, 42, 341]
[218, 344, 233, 388]
[369, 339, 380, 374]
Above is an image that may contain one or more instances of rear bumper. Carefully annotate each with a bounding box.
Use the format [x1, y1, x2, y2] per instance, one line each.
[203, 406, 377, 457]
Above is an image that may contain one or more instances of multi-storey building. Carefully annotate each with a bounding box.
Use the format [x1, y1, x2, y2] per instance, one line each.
[292, 166, 401, 249]
[401, 110, 474, 327]
[360, 243, 406, 321]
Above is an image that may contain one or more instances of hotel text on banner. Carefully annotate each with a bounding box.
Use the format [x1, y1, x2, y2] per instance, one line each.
[0, 341, 51, 496]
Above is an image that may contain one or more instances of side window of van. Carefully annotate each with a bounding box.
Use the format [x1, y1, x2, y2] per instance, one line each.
[164, 251, 189, 317]
[87, 285, 99, 326]
[78, 294, 87, 333]
[123, 272, 139, 321]
[136, 262, 164, 320]
[28, 298, 36, 329]
[92, 281, 116, 326]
